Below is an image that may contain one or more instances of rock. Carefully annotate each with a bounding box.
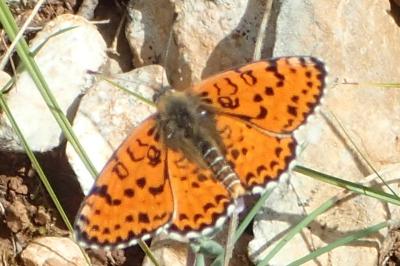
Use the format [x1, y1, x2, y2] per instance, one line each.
[7, 177, 28, 195]
[20, 237, 88, 266]
[142, 238, 188, 266]
[125, 0, 266, 90]
[5, 199, 31, 233]
[34, 206, 51, 226]
[0, 71, 11, 87]
[380, 226, 400, 265]
[125, 0, 176, 67]
[249, 0, 400, 265]
[66, 65, 164, 194]
[0, 14, 107, 152]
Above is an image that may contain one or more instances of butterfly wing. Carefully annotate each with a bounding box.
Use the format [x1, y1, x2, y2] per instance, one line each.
[192, 56, 326, 193]
[215, 114, 296, 193]
[74, 116, 174, 250]
[166, 149, 233, 239]
[193, 56, 326, 134]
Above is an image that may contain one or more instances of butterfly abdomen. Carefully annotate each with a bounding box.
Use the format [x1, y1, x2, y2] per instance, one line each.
[198, 140, 245, 198]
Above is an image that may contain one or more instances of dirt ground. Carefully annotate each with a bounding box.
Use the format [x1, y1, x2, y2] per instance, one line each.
[0, 151, 68, 265]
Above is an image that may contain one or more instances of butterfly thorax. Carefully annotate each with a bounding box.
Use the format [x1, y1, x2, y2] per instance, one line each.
[155, 90, 245, 198]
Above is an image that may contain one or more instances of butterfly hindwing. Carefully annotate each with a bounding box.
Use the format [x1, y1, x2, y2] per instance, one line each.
[193, 56, 326, 134]
[167, 149, 233, 238]
[74, 116, 174, 249]
[215, 114, 296, 193]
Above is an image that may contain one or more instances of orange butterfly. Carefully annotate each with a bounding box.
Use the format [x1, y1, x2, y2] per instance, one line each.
[74, 56, 326, 250]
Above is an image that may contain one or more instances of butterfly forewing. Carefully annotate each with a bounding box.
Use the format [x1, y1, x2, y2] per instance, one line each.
[193, 56, 326, 134]
[74, 116, 174, 249]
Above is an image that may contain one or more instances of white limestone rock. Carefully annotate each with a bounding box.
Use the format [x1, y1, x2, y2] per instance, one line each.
[125, 0, 266, 90]
[66, 65, 165, 194]
[20, 237, 88, 266]
[0, 14, 107, 152]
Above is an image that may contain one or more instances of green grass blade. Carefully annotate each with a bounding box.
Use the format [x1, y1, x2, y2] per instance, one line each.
[295, 165, 400, 205]
[99, 76, 155, 106]
[287, 221, 388, 266]
[30, 26, 78, 57]
[195, 253, 205, 266]
[343, 81, 400, 88]
[324, 109, 397, 197]
[138, 240, 160, 266]
[191, 239, 224, 257]
[210, 255, 223, 266]
[257, 195, 340, 265]
[235, 187, 276, 242]
[252, 164, 399, 265]
[209, 187, 276, 265]
[257, 164, 397, 265]
[0, 75, 14, 93]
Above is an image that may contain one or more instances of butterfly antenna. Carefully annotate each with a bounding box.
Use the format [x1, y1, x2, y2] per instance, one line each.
[155, 12, 178, 102]
[162, 12, 177, 73]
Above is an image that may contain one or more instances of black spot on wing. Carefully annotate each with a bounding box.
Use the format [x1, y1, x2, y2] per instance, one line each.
[124, 188, 134, 197]
[138, 213, 150, 224]
[112, 161, 129, 180]
[136, 177, 146, 188]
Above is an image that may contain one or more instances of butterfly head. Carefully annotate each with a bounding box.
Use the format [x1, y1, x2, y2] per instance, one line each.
[157, 90, 210, 137]
[152, 83, 172, 103]
[155, 90, 224, 165]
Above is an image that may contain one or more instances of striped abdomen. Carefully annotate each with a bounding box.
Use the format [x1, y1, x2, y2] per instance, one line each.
[198, 141, 245, 198]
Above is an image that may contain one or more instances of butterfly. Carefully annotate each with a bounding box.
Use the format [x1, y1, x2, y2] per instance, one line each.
[74, 56, 327, 250]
